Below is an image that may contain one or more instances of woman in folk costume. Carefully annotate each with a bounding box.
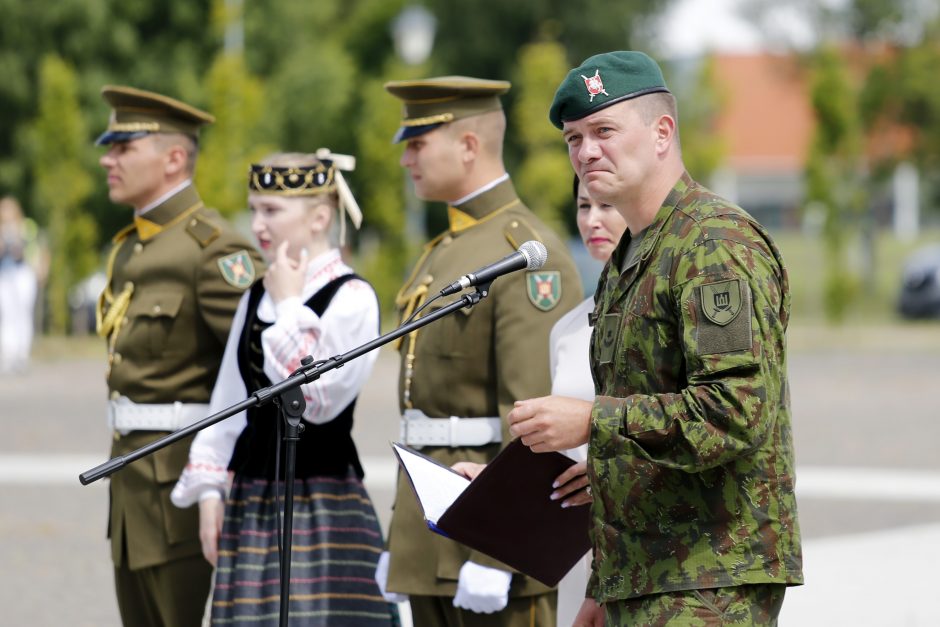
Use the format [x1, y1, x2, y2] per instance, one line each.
[172, 150, 399, 626]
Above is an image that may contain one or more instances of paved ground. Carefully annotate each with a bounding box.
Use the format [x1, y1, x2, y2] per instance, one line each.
[1, 323, 938, 626]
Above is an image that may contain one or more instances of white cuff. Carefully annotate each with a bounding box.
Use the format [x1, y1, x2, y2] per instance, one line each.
[374, 551, 408, 604]
[453, 561, 512, 614]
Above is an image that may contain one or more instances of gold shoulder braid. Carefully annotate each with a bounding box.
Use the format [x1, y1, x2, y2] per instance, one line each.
[96, 227, 135, 371]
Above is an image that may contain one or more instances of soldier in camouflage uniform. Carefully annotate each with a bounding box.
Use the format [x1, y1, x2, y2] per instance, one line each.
[95, 86, 263, 626]
[507, 51, 803, 625]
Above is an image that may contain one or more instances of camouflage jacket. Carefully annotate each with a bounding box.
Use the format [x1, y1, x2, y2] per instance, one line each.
[587, 172, 803, 601]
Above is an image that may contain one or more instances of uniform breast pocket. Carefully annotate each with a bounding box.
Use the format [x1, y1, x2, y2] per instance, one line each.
[421, 300, 479, 360]
[125, 291, 184, 358]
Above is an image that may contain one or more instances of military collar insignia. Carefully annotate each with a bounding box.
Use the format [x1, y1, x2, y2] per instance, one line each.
[447, 206, 479, 234]
[133, 215, 163, 241]
[581, 69, 608, 103]
[217, 250, 256, 289]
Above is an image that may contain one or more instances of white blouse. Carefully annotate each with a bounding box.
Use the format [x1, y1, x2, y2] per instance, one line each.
[549, 296, 596, 463]
[170, 248, 379, 507]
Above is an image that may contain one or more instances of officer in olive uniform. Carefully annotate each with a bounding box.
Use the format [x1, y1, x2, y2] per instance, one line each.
[95, 85, 264, 626]
[378, 77, 582, 626]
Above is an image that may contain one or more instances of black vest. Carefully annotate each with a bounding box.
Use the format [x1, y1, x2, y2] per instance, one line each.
[229, 274, 372, 480]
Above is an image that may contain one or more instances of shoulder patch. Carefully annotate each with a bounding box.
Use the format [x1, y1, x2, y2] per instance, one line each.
[217, 250, 256, 289]
[527, 271, 562, 311]
[186, 214, 220, 248]
[694, 278, 753, 355]
[699, 279, 742, 326]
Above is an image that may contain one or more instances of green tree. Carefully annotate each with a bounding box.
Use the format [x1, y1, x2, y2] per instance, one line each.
[354, 59, 427, 313]
[512, 41, 572, 232]
[675, 54, 727, 184]
[805, 45, 866, 323]
[197, 52, 273, 216]
[26, 55, 97, 334]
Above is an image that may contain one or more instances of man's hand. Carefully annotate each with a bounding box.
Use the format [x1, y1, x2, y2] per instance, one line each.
[573, 598, 605, 626]
[453, 561, 512, 613]
[198, 496, 224, 566]
[551, 461, 593, 508]
[507, 395, 593, 453]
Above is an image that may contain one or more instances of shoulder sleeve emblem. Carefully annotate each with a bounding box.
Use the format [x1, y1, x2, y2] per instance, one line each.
[217, 250, 256, 289]
[694, 278, 753, 355]
[526, 270, 562, 311]
[699, 279, 743, 326]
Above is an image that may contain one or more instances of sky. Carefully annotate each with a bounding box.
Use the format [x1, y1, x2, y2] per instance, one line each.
[652, 0, 820, 58]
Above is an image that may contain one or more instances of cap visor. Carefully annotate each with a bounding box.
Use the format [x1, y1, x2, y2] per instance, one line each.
[392, 123, 444, 144]
[95, 130, 150, 146]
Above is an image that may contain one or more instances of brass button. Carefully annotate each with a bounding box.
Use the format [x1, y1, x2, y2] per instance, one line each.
[190, 219, 198, 227]
[133, 242, 143, 254]
[122, 317, 129, 325]
[124, 281, 133, 291]
[422, 274, 433, 285]
[113, 432, 121, 441]
[442, 235, 453, 245]
[112, 353, 122, 365]
[152, 305, 162, 314]
[510, 220, 519, 228]
[110, 390, 120, 400]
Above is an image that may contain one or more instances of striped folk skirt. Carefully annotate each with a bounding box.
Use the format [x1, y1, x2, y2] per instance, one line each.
[210, 471, 400, 626]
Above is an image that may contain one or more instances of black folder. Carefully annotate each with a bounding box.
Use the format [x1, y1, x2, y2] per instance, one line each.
[391, 438, 591, 587]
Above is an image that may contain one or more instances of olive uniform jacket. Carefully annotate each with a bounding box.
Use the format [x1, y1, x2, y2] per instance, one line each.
[104, 184, 263, 570]
[387, 178, 583, 597]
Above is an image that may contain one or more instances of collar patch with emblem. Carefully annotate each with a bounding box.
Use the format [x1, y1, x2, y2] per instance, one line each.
[218, 250, 256, 289]
[527, 270, 562, 311]
[700, 279, 742, 326]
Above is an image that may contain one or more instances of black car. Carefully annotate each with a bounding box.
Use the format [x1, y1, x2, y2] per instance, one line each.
[898, 244, 940, 319]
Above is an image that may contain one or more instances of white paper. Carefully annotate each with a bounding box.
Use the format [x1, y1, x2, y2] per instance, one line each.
[393, 443, 469, 524]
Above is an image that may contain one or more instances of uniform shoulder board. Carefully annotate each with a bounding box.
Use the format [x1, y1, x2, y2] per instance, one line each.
[502, 217, 542, 251]
[185, 213, 221, 248]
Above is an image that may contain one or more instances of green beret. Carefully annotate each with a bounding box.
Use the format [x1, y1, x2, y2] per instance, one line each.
[96, 85, 214, 146]
[384, 76, 510, 143]
[548, 51, 669, 129]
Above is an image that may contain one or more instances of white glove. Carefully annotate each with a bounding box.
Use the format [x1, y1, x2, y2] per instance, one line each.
[453, 561, 512, 614]
[374, 551, 408, 603]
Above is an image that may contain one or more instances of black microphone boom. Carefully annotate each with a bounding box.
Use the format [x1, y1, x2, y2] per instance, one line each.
[440, 240, 548, 296]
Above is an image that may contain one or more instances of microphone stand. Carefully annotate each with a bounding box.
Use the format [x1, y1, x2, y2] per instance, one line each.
[80, 284, 491, 627]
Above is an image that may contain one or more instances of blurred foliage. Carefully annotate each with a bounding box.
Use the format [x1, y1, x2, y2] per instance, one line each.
[805, 45, 867, 323]
[26, 55, 97, 334]
[674, 54, 727, 184]
[511, 41, 572, 232]
[196, 52, 274, 216]
[0, 0, 684, 330]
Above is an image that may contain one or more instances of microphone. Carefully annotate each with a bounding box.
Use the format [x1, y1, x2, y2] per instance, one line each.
[440, 240, 548, 296]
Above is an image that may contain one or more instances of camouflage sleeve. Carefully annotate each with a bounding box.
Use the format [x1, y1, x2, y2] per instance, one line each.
[196, 234, 265, 344]
[592, 232, 788, 472]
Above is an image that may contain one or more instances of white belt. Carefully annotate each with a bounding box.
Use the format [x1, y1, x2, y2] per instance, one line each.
[108, 396, 210, 435]
[400, 408, 502, 448]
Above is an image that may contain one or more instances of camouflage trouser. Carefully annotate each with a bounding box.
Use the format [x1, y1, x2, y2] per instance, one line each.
[605, 584, 786, 626]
